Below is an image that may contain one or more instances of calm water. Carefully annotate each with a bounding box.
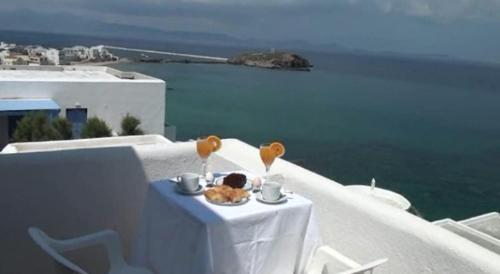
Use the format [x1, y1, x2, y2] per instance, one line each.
[112, 50, 500, 221]
[2, 30, 497, 220]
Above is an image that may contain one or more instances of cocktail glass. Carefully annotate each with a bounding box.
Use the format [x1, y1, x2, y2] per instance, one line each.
[259, 142, 285, 179]
[259, 143, 275, 178]
[196, 135, 222, 182]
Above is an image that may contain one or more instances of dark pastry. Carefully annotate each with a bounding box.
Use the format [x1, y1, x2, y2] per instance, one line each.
[222, 173, 247, 189]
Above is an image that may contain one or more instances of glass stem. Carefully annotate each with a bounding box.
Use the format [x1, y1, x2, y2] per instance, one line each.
[264, 165, 270, 180]
[202, 158, 208, 179]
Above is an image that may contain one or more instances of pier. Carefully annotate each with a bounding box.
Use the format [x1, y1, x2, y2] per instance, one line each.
[102, 45, 228, 62]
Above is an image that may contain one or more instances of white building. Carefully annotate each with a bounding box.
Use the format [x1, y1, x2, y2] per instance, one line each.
[59, 46, 89, 64]
[25, 45, 45, 56]
[89, 45, 107, 60]
[0, 65, 166, 148]
[25, 46, 59, 65]
[1, 55, 31, 66]
[89, 46, 100, 60]
[44, 48, 59, 65]
[0, 41, 16, 50]
[0, 49, 8, 64]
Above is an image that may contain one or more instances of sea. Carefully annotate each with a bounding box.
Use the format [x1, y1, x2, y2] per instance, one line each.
[3, 31, 500, 220]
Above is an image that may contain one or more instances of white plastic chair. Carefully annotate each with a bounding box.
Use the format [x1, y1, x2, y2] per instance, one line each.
[306, 246, 388, 274]
[28, 227, 152, 274]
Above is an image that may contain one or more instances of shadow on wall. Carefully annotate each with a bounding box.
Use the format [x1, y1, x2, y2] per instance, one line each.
[0, 146, 150, 274]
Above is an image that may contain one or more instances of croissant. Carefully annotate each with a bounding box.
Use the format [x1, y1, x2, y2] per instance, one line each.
[229, 189, 249, 203]
[204, 189, 226, 203]
[204, 185, 249, 204]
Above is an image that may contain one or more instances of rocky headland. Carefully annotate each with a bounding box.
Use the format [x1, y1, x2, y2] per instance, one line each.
[228, 52, 312, 71]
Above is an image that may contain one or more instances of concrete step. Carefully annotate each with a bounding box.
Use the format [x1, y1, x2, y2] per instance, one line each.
[460, 212, 500, 240]
[433, 218, 500, 254]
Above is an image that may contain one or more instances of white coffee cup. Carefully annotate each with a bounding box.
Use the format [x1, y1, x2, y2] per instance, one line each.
[177, 173, 200, 192]
[261, 181, 282, 201]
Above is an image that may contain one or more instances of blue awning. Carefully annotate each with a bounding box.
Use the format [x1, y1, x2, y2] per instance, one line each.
[0, 99, 60, 116]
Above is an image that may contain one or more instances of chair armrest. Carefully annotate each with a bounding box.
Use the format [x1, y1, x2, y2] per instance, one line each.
[316, 246, 362, 269]
[306, 245, 388, 274]
[50, 230, 127, 268]
[338, 258, 388, 274]
[28, 227, 89, 274]
[51, 230, 117, 251]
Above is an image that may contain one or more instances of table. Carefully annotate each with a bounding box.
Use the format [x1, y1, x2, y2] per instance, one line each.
[131, 172, 322, 274]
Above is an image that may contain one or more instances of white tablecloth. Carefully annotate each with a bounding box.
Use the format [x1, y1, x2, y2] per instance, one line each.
[131, 173, 322, 274]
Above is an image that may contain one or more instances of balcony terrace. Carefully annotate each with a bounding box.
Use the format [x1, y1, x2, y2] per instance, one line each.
[0, 136, 499, 273]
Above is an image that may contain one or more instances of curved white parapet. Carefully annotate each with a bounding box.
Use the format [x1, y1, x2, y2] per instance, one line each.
[215, 138, 500, 274]
[345, 185, 411, 211]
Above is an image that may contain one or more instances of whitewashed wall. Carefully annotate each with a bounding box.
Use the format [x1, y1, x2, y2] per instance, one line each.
[0, 146, 150, 274]
[0, 68, 165, 136]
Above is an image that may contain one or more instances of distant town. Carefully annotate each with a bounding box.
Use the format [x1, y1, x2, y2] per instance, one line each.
[0, 42, 118, 66]
[0, 41, 312, 71]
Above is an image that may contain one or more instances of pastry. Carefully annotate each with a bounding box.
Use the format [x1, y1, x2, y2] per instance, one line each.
[204, 189, 226, 203]
[223, 173, 247, 189]
[229, 188, 250, 203]
[204, 185, 250, 204]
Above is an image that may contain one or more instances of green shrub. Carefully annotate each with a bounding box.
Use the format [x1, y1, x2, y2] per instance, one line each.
[81, 117, 112, 138]
[120, 113, 144, 136]
[13, 112, 60, 142]
[13, 115, 34, 142]
[52, 117, 73, 140]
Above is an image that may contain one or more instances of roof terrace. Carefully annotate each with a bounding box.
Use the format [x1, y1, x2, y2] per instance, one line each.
[0, 136, 499, 274]
[0, 65, 161, 82]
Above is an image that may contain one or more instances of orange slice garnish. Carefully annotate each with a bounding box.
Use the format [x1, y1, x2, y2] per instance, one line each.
[270, 142, 285, 157]
[207, 135, 222, 152]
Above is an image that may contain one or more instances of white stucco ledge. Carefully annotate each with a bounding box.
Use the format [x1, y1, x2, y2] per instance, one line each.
[215, 138, 500, 273]
[344, 185, 411, 211]
[1, 134, 173, 153]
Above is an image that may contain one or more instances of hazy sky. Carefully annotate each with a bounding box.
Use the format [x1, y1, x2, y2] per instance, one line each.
[1, 0, 500, 62]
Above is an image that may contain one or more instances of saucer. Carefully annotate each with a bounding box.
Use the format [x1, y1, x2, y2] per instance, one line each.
[175, 184, 204, 196]
[256, 193, 288, 204]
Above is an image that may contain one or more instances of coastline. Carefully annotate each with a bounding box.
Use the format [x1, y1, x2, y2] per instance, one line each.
[71, 58, 133, 66]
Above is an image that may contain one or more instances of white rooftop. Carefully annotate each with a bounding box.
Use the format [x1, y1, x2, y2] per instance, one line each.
[0, 69, 117, 81]
[0, 65, 162, 82]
